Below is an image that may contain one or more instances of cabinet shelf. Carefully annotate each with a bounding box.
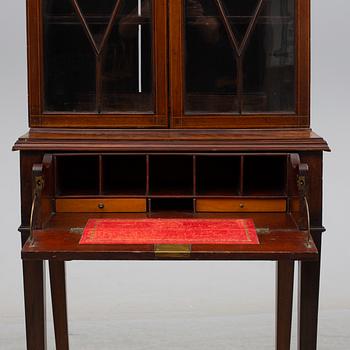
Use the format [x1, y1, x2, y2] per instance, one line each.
[185, 93, 269, 114]
[187, 15, 293, 24]
[148, 193, 194, 198]
[149, 155, 194, 196]
[102, 155, 147, 196]
[46, 17, 151, 26]
[243, 155, 287, 196]
[53, 153, 290, 202]
[150, 198, 194, 213]
[55, 194, 288, 199]
[196, 155, 241, 196]
[55, 155, 100, 196]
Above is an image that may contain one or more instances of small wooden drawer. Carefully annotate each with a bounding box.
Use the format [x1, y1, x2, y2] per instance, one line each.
[56, 198, 147, 213]
[196, 198, 286, 213]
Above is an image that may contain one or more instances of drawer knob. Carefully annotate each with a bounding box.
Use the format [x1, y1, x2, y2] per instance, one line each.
[239, 203, 244, 209]
[98, 203, 105, 209]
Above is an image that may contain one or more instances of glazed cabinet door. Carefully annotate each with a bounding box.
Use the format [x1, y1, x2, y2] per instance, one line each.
[28, 0, 167, 127]
[169, 0, 310, 128]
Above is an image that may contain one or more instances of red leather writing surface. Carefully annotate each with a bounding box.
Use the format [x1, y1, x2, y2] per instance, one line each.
[79, 218, 259, 245]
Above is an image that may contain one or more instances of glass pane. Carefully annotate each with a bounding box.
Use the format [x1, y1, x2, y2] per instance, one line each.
[185, 0, 238, 113]
[243, 1, 295, 112]
[184, 0, 295, 114]
[101, 0, 153, 112]
[43, 0, 154, 113]
[43, 0, 96, 112]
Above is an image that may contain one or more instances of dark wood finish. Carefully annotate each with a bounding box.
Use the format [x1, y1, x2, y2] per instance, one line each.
[23, 228, 317, 261]
[298, 259, 321, 350]
[13, 129, 329, 152]
[16, 0, 327, 348]
[298, 230, 322, 350]
[23, 260, 46, 350]
[16, 147, 327, 350]
[49, 261, 69, 350]
[26, 0, 42, 120]
[296, 0, 311, 118]
[276, 260, 295, 350]
[296, 152, 323, 349]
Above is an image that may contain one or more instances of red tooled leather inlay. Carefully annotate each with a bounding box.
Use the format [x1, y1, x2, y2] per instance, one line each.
[79, 218, 259, 245]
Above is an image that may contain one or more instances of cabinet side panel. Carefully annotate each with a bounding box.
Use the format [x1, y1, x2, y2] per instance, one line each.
[296, 0, 310, 121]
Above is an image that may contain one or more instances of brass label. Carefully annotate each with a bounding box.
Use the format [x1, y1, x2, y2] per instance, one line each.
[154, 244, 191, 258]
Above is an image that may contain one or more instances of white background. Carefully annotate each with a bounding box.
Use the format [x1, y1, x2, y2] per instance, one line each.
[0, 0, 349, 348]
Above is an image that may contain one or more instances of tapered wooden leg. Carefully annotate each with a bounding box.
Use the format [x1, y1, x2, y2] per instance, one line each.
[298, 231, 322, 350]
[23, 260, 47, 350]
[49, 261, 69, 350]
[298, 260, 321, 350]
[276, 260, 294, 350]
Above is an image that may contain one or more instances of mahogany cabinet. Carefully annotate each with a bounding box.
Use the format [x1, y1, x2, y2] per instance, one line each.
[28, 0, 308, 128]
[13, 0, 329, 349]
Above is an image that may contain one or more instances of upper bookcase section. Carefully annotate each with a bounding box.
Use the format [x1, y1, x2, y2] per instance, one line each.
[27, 0, 310, 128]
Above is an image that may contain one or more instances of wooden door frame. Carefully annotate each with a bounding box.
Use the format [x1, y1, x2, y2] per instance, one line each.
[27, 0, 168, 128]
[169, 0, 310, 129]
